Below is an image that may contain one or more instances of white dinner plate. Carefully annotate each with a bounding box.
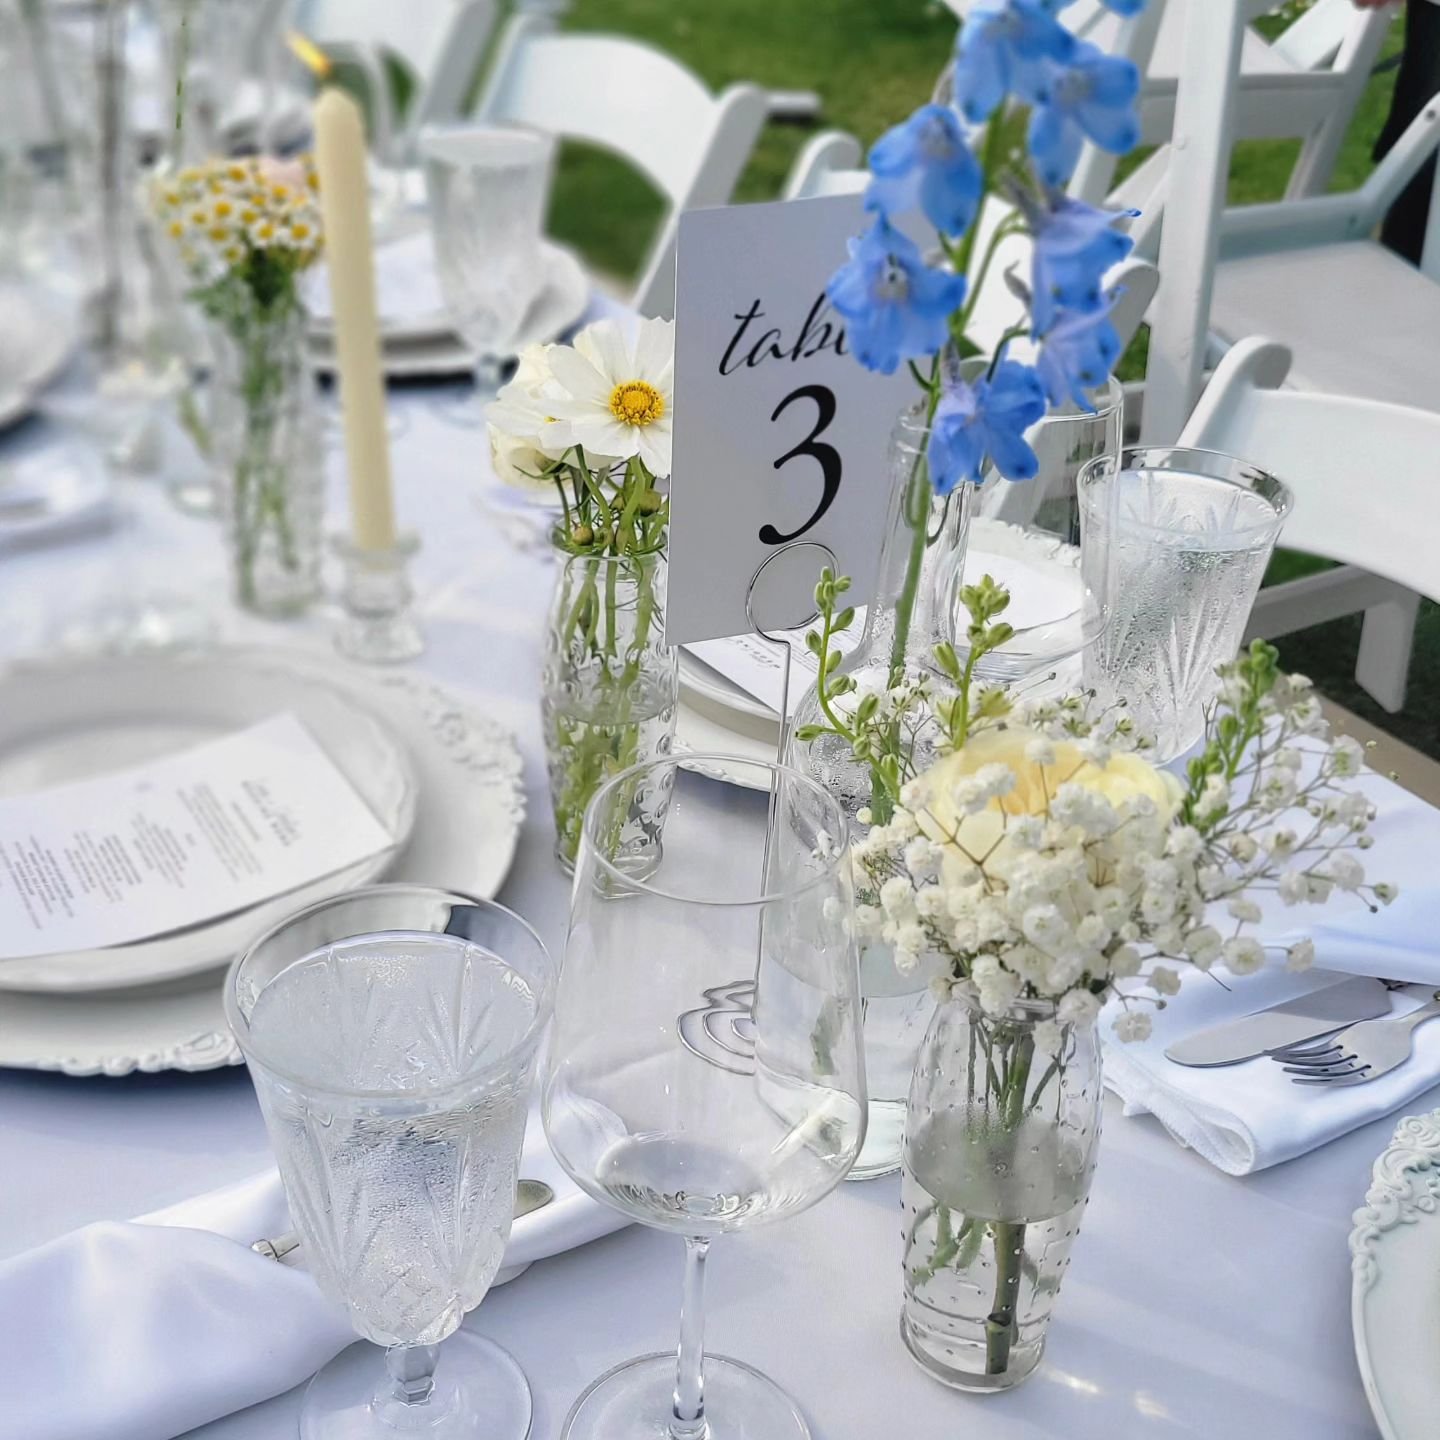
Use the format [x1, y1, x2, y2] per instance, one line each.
[0, 659, 526, 1074]
[1351, 1107, 1440, 1440]
[0, 445, 111, 547]
[0, 650, 419, 993]
[0, 285, 79, 430]
[309, 240, 590, 378]
[679, 649, 778, 724]
[672, 689, 781, 793]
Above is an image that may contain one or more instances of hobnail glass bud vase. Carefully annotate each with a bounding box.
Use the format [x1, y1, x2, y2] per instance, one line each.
[208, 303, 323, 618]
[901, 992, 1103, 1392]
[540, 544, 679, 874]
[789, 403, 974, 1179]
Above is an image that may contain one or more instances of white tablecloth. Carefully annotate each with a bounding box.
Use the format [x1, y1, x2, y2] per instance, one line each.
[0, 386, 1419, 1439]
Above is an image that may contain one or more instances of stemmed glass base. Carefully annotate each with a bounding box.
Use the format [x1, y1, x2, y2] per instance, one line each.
[432, 355, 513, 430]
[561, 1354, 811, 1440]
[300, 1334, 532, 1440]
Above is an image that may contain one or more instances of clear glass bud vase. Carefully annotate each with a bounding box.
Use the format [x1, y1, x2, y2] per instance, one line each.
[541, 545, 679, 874]
[209, 302, 323, 618]
[901, 993, 1102, 1392]
[789, 403, 973, 1179]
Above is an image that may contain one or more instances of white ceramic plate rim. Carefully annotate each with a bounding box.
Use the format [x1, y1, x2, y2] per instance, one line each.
[0, 650, 419, 993]
[1350, 1106, 1440, 1440]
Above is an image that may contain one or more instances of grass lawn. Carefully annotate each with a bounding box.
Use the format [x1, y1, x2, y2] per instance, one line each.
[547, 1, 1439, 760]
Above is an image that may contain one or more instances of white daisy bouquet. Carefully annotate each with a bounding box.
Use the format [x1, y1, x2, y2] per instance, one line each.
[488, 317, 677, 869]
[151, 156, 323, 329]
[150, 156, 324, 612]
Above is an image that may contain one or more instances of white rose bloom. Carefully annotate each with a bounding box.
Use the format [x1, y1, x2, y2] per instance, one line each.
[1222, 936, 1266, 976]
[1112, 1010, 1153, 1043]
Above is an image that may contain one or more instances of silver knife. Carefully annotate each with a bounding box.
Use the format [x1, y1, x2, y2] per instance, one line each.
[1164, 976, 1393, 1067]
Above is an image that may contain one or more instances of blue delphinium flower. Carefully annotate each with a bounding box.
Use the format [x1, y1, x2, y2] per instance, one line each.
[1044, 0, 1147, 14]
[866, 104, 984, 238]
[1028, 193, 1136, 335]
[1035, 293, 1123, 409]
[827, 216, 967, 376]
[1027, 43, 1141, 187]
[952, 0, 1076, 124]
[927, 359, 1047, 493]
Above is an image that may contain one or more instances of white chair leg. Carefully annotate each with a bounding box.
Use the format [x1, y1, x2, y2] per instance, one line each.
[1355, 591, 1421, 713]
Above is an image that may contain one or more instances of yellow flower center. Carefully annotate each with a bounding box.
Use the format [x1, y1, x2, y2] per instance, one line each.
[608, 379, 664, 428]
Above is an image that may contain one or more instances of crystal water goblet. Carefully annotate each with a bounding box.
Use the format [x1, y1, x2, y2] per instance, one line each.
[1079, 445, 1293, 761]
[420, 124, 555, 425]
[543, 756, 866, 1440]
[225, 885, 556, 1440]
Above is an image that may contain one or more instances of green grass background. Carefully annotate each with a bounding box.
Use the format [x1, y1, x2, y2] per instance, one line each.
[537, 1, 1437, 758]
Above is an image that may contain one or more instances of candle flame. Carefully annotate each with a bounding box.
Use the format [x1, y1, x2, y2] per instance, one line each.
[287, 31, 332, 79]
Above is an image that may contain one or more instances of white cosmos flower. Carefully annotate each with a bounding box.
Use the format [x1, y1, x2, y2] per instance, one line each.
[484, 344, 573, 462]
[545, 317, 675, 477]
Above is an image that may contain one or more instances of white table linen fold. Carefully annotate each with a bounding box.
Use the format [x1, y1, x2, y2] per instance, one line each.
[0, 1115, 625, 1440]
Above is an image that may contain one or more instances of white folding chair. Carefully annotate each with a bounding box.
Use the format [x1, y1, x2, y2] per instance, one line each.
[1139, 0, 1440, 445]
[1180, 338, 1437, 711]
[940, 0, 1392, 204]
[473, 14, 767, 319]
[291, 0, 498, 162]
[782, 131, 1160, 368]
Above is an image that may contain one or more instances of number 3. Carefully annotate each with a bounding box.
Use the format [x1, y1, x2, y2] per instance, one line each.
[760, 384, 842, 546]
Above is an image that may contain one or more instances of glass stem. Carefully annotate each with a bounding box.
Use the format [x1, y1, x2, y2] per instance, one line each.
[386, 1342, 440, 1409]
[473, 353, 509, 399]
[670, 1236, 711, 1440]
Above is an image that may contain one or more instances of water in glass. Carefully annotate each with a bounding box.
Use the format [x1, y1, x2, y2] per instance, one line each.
[1081, 448, 1291, 760]
[248, 934, 536, 1347]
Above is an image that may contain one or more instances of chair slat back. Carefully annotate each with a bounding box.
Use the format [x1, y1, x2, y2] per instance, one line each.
[1182, 343, 1440, 604]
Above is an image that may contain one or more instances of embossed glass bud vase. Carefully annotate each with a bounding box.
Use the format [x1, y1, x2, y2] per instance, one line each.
[789, 403, 974, 1179]
[209, 303, 324, 618]
[541, 545, 678, 874]
[901, 993, 1102, 1392]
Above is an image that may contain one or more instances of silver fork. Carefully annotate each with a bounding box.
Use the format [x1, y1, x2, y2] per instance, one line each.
[1277, 990, 1440, 1086]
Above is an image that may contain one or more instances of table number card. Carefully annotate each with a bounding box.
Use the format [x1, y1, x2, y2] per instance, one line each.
[667, 193, 916, 645]
[0, 713, 396, 959]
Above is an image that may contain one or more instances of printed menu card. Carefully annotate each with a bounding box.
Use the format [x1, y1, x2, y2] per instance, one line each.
[0, 714, 395, 959]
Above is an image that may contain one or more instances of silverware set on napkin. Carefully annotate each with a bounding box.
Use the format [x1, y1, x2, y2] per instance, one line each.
[1165, 976, 1440, 1086]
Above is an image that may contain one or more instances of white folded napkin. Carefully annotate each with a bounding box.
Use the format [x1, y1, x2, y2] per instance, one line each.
[1101, 969, 1440, 1175]
[0, 1114, 625, 1440]
[1102, 756, 1440, 1174]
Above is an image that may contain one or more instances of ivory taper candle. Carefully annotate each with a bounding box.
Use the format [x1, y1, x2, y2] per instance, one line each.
[313, 87, 396, 552]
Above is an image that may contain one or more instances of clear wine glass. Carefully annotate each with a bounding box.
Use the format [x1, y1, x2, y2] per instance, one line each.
[225, 885, 556, 1440]
[543, 756, 866, 1440]
[420, 124, 555, 426]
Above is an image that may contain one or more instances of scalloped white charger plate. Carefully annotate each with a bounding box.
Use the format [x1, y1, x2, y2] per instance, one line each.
[0, 656, 526, 1075]
[1350, 1107, 1440, 1440]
